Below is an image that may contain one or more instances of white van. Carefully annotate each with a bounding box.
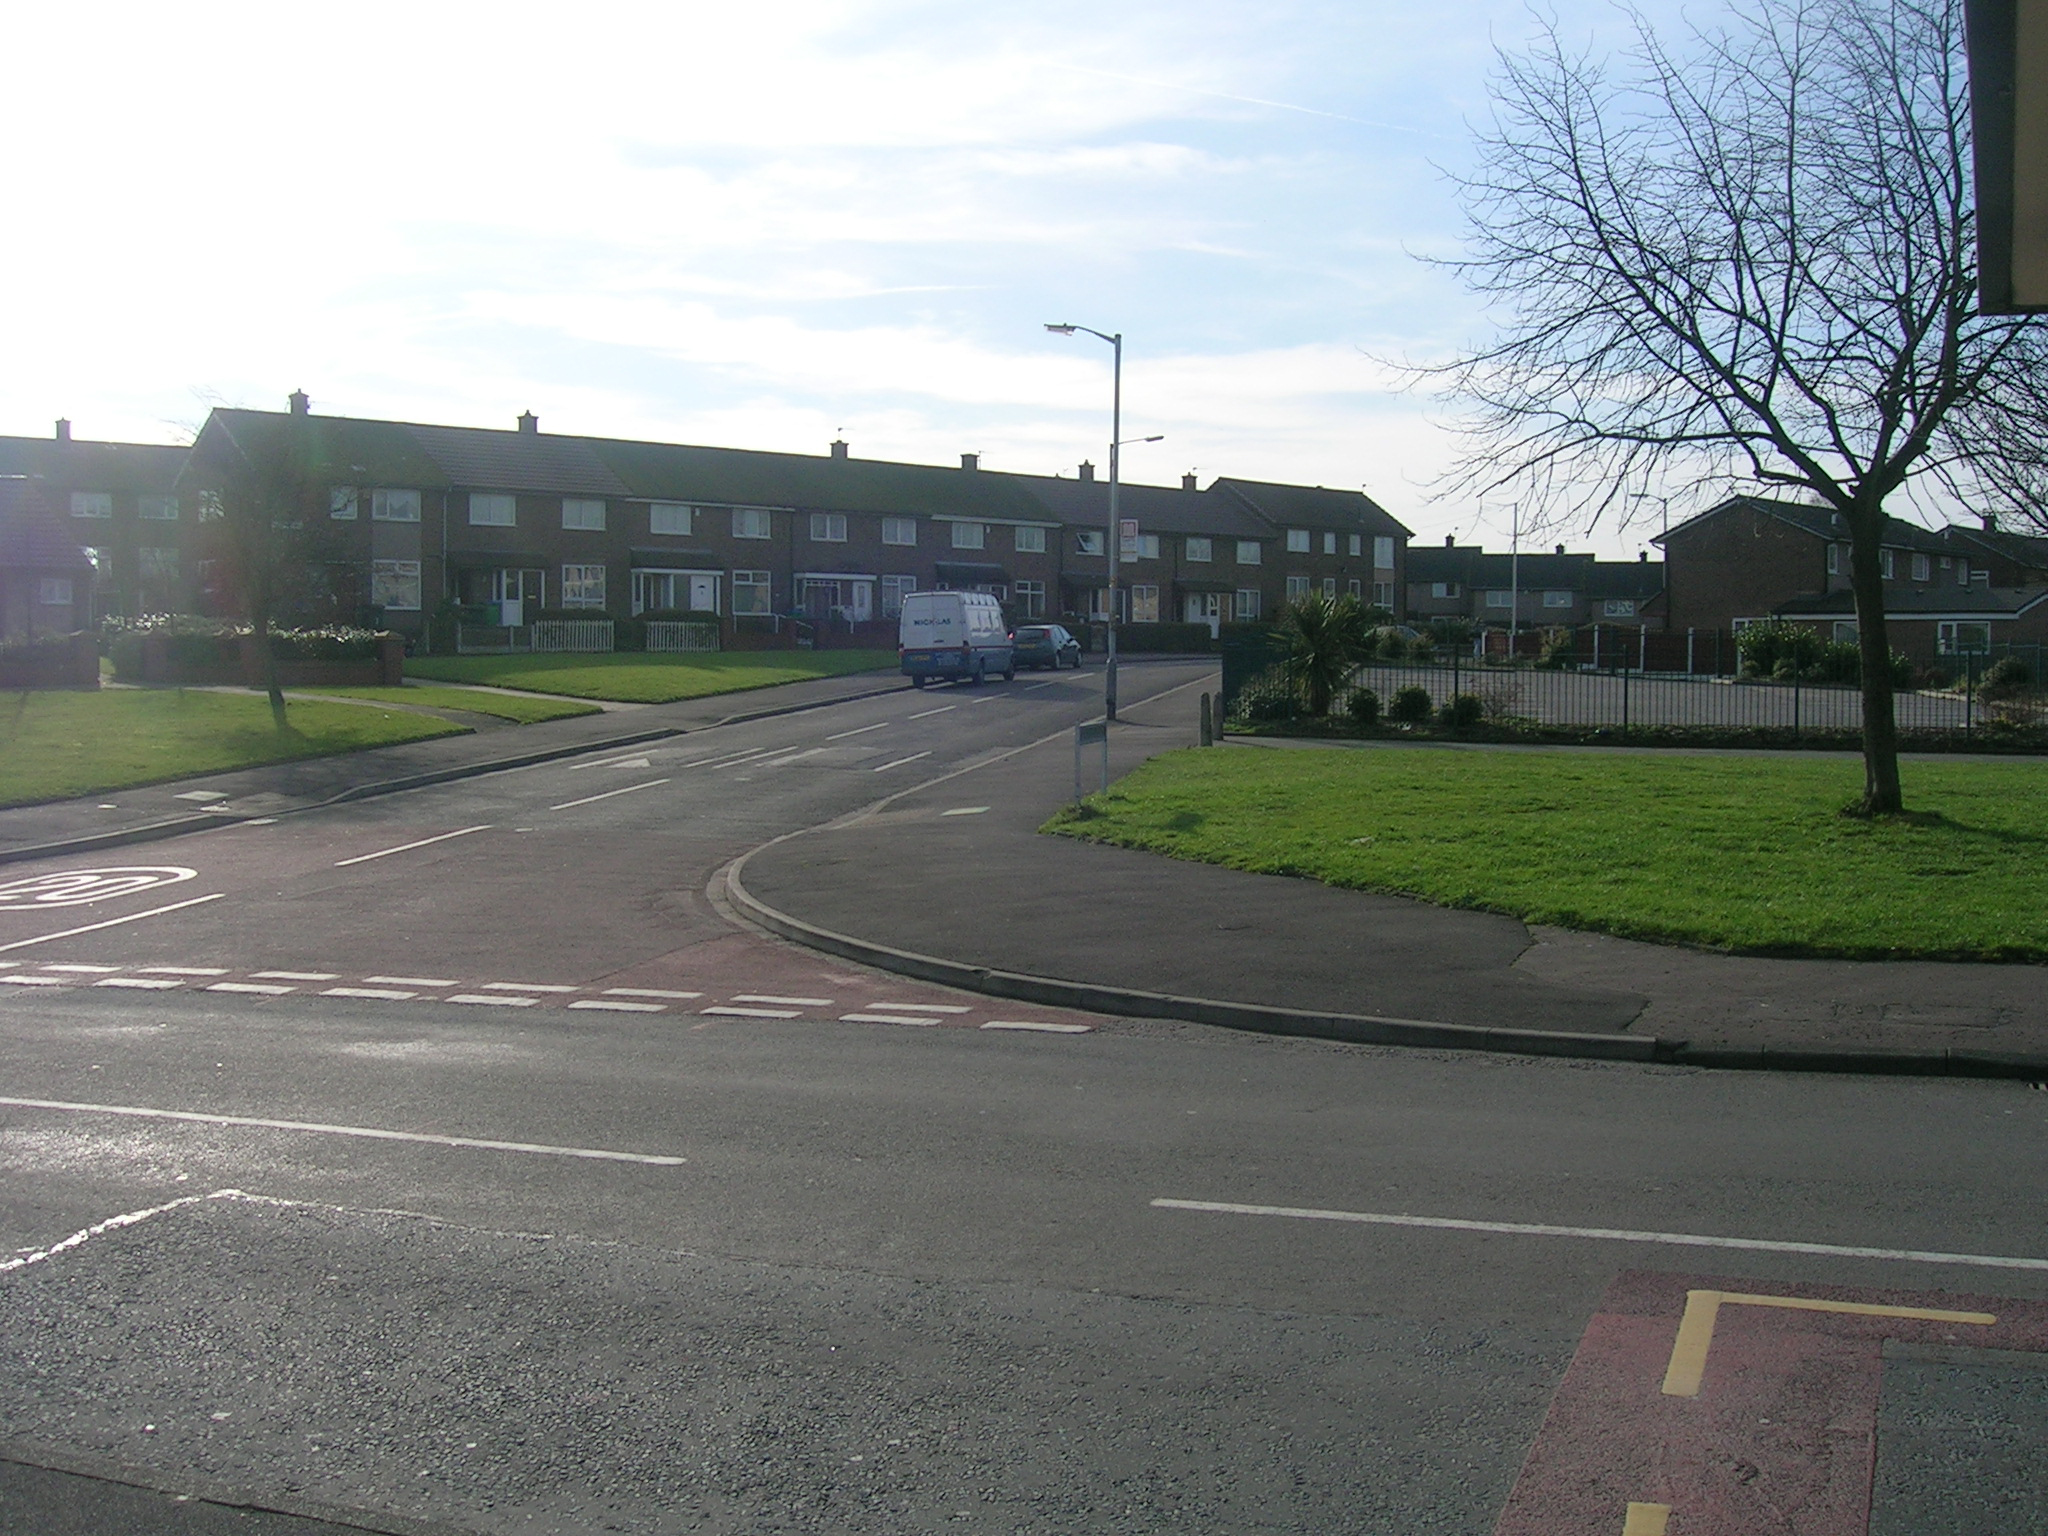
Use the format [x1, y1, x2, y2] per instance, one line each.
[898, 590, 1015, 687]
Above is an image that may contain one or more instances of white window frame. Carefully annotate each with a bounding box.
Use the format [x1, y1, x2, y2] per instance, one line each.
[1075, 529, 1105, 556]
[468, 492, 516, 527]
[1485, 590, 1513, 608]
[882, 516, 917, 547]
[1911, 552, 1931, 582]
[1603, 598, 1637, 617]
[560, 563, 608, 608]
[731, 568, 773, 613]
[1431, 582, 1460, 599]
[1236, 540, 1262, 565]
[330, 487, 359, 521]
[1013, 525, 1046, 554]
[649, 502, 692, 536]
[38, 576, 74, 606]
[1013, 578, 1045, 617]
[1185, 536, 1212, 563]
[1349, 534, 1363, 557]
[733, 507, 772, 540]
[880, 574, 918, 617]
[1133, 533, 1160, 560]
[1833, 621, 1860, 643]
[1938, 621, 1991, 654]
[1880, 548, 1896, 579]
[809, 511, 847, 543]
[138, 495, 179, 521]
[1322, 531, 1337, 555]
[370, 559, 423, 611]
[1373, 536, 1396, 570]
[1286, 528, 1311, 554]
[373, 488, 421, 523]
[1130, 583, 1160, 623]
[950, 522, 985, 550]
[1285, 574, 1311, 600]
[70, 491, 112, 519]
[1373, 581, 1396, 609]
[562, 498, 607, 532]
[1234, 588, 1261, 620]
[1542, 589, 1574, 608]
[1321, 576, 1338, 597]
[138, 547, 179, 581]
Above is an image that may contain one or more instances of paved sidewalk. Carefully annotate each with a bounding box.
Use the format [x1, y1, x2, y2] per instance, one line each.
[0, 669, 910, 866]
[730, 677, 2048, 1077]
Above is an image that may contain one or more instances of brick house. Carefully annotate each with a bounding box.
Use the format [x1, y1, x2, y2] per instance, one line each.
[0, 477, 96, 639]
[1211, 478, 1408, 616]
[0, 421, 191, 620]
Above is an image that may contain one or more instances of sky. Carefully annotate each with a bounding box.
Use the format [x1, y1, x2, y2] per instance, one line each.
[0, 0, 1712, 558]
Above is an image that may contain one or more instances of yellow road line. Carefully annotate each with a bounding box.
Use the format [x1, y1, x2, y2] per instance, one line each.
[1661, 1289, 1996, 1397]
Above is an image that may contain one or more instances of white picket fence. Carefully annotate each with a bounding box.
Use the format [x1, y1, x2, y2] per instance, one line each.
[645, 620, 720, 653]
[531, 619, 615, 653]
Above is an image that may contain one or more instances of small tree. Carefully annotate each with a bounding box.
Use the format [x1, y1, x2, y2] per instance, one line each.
[1275, 591, 1372, 715]
[1429, 0, 2048, 813]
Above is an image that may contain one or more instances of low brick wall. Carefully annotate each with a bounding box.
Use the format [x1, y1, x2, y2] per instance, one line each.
[237, 632, 405, 687]
[0, 631, 99, 690]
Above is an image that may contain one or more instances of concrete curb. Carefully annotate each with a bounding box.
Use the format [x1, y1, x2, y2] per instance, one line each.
[1670, 1043, 2048, 1079]
[724, 845, 1663, 1063]
[0, 679, 911, 869]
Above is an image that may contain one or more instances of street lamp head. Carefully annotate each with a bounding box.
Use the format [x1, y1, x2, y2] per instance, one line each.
[1044, 323, 1077, 334]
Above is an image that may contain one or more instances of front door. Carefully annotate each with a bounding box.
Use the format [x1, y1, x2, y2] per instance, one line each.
[1185, 592, 1223, 637]
[688, 573, 719, 614]
[850, 581, 873, 622]
[495, 568, 544, 626]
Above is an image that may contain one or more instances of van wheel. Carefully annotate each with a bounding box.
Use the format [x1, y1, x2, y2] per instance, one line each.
[911, 675, 928, 689]
[1003, 662, 1016, 682]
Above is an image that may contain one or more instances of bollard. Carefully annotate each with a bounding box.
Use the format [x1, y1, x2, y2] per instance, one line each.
[1200, 692, 1214, 746]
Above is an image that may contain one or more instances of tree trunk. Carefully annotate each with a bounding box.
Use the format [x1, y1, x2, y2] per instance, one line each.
[253, 611, 289, 732]
[1846, 512, 1903, 814]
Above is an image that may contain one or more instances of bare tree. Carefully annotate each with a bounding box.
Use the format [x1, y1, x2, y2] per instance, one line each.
[1430, 0, 2048, 813]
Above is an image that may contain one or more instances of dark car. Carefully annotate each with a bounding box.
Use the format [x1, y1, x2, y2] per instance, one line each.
[1010, 624, 1082, 670]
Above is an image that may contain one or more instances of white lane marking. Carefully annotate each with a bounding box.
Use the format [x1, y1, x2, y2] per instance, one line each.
[732, 993, 832, 1006]
[139, 966, 228, 976]
[321, 987, 419, 1001]
[568, 999, 665, 1013]
[207, 982, 295, 996]
[872, 752, 932, 773]
[839, 1012, 939, 1026]
[0, 1097, 687, 1166]
[94, 977, 183, 991]
[174, 791, 227, 802]
[603, 988, 702, 999]
[0, 893, 226, 955]
[824, 721, 890, 741]
[445, 994, 537, 1007]
[941, 806, 989, 816]
[2, 1190, 224, 1274]
[907, 706, 956, 720]
[982, 1020, 1093, 1033]
[1, 975, 66, 986]
[550, 778, 670, 811]
[245, 818, 278, 826]
[481, 981, 575, 993]
[364, 975, 457, 988]
[333, 825, 493, 868]
[875, 1003, 972, 1013]
[567, 754, 652, 772]
[968, 695, 1002, 704]
[1149, 1199, 2048, 1272]
[252, 970, 338, 982]
[39, 964, 121, 974]
[701, 1005, 801, 1018]
[756, 747, 825, 768]
[681, 747, 776, 771]
[1024, 680, 1061, 691]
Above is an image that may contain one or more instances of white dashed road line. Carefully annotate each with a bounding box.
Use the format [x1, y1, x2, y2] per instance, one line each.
[876, 1003, 972, 1013]
[481, 981, 576, 993]
[873, 752, 933, 773]
[840, 1012, 939, 1026]
[94, 977, 182, 990]
[139, 966, 229, 976]
[332, 825, 492, 868]
[568, 999, 665, 1013]
[732, 993, 834, 1006]
[252, 970, 338, 982]
[757, 747, 826, 768]
[0, 893, 227, 955]
[604, 987, 702, 1000]
[207, 982, 295, 996]
[550, 778, 670, 812]
[365, 975, 457, 988]
[41, 964, 121, 974]
[824, 722, 890, 741]
[982, 1020, 1093, 1034]
[446, 994, 538, 1007]
[907, 706, 956, 720]
[323, 987, 419, 1001]
[0, 975, 66, 986]
[701, 1005, 802, 1019]
[941, 806, 989, 817]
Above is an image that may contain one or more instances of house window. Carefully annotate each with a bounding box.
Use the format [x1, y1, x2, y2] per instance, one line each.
[1075, 529, 1104, 555]
[1542, 590, 1574, 608]
[1826, 543, 1840, 575]
[1014, 579, 1045, 617]
[1880, 549, 1896, 579]
[1373, 582, 1395, 609]
[1131, 584, 1159, 623]
[561, 563, 607, 608]
[1911, 552, 1931, 582]
[1939, 621, 1991, 654]
[1431, 582, 1460, 599]
[1322, 577, 1338, 598]
[732, 569, 772, 613]
[469, 492, 516, 527]
[1185, 536, 1212, 563]
[1234, 588, 1262, 620]
[138, 495, 178, 521]
[809, 512, 847, 543]
[1959, 561, 1972, 586]
[1014, 525, 1046, 554]
[38, 577, 74, 606]
[880, 574, 917, 617]
[1485, 590, 1513, 608]
[1349, 534, 1363, 557]
[1286, 528, 1311, 553]
[733, 507, 772, 539]
[70, 491, 112, 519]
[649, 502, 692, 536]
[1374, 535, 1396, 569]
[1833, 621, 1859, 643]
[330, 487, 359, 521]
[1236, 540, 1262, 565]
[370, 559, 422, 611]
[373, 488, 421, 522]
[1603, 598, 1637, 617]
[1322, 532, 1337, 555]
[950, 522, 985, 550]
[1126, 533, 1154, 559]
[1285, 575, 1312, 601]
[1349, 578, 1363, 598]
[139, 547, 179, 581]
[882, 516, 917, 546]
[563, 498, 607, 532]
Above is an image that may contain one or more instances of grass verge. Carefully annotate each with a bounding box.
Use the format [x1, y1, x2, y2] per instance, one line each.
[0, 691, 468, 808]
[295, 685, 601, 723]
[404, 650, 896, 703]
[1041, 745, 2048, 961]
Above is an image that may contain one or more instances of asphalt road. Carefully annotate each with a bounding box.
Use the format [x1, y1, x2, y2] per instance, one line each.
[4, 659, 2046, 1535]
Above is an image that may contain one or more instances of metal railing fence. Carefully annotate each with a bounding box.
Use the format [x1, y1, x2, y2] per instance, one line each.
[645, 620, 720, 653]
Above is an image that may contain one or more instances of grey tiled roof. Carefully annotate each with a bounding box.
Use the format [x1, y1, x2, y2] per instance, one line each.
[0, 478, 95, 571]
[1009, 474, 1263, 537]
[1776, 585, 2048, 616]
[181, 411, 448, 491]
[592, 440, 1051, 520]
[1212, 477, 1411, 537]
[1659, 494, 1949, 552]
[0, 434, 186, 494]
[405, 423, 632, 497]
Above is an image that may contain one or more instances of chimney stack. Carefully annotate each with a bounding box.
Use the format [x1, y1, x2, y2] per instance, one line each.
[54, 418, 71, 443]
[517, 411, 538, 435]
[1555, 543, 1566, 556]
[960, 452, 979, 471]
[1182, 471, 1198, 491]
[1982, 510, 1999, 532]
[288, 390, 310, 417]
[1078, 460, 1095, 483]
[830, 438, 849, 462]
[1639, 550, 1649, 562]
[1444, 533, 1455, 547]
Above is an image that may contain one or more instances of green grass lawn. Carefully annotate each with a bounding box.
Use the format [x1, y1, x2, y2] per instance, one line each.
[0, 691, 469, 808]
[1043, 746, 2048, 961]
[403, 650, 897, 703]
[295, 685, 601, 724]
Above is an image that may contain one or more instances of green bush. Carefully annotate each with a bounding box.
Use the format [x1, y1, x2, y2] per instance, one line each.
[1537, 627, 1579, 669]
[0, 632, 80, 666]
[1228, 668, 1301, 723]
[1737, 620, 1825, 677]
[1388, 684, 1433, 724]
[267, 626, 382, 661]
[1439, 693, 1485, 731]
[1982, 655, 2032, 692]
[1116, 621, 1217, 653]
[1428, 617, 1474, 652]
[1345, 687, 1381, 726]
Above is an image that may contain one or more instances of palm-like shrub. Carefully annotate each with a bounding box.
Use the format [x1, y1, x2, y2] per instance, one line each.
[1276, 592, 1371, 716]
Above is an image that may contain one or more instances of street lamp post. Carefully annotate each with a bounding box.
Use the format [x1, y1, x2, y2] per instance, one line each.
[1046, 322, 1127, 721]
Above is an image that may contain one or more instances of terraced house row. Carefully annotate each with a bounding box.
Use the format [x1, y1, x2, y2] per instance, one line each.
[0, 396, 1411, 643]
